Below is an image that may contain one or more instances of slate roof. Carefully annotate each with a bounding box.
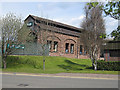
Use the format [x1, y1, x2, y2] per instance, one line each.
[25, 15, 82, 37]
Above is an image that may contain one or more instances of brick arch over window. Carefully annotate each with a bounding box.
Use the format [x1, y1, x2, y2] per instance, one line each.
[64, 39, 76, 43]
[64, 39, 76, 54]
[47, 35, 61, 52]
[47, 35, 61, 42]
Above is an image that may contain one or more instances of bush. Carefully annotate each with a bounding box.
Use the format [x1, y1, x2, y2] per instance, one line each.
[6, 56, 42, 69]
[97, 60, 120, 71]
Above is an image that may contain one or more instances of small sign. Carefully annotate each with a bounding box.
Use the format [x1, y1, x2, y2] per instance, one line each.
[7, 44, 25, 49]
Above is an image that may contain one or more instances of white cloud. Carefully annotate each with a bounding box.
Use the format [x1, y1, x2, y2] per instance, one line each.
[53, 15, 85, 28]
[118, 20, 120, 26]
[54, 15, 118, 35]
[71, 15, 85, 21]
[106, 17, 118, 26]
[69, 15, 85, 27]
[38, 4, 43, 9]
[104, 16, 118, 35]
[0, 3, 2, 16]
[0, 0, 110, 2]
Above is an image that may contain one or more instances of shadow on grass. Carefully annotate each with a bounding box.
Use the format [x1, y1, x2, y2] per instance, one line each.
[86, 66, 93, 69]
[58, 60, 89, 71]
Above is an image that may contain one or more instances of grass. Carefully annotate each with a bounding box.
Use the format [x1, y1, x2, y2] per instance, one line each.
[2, 55, 118, 74]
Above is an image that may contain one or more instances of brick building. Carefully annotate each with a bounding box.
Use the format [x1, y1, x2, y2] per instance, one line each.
[25, 15, 88, 59]
[104, 40, 120, 61]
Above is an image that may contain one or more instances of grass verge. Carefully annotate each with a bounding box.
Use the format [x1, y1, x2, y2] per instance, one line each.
[2, 55, 118, 74]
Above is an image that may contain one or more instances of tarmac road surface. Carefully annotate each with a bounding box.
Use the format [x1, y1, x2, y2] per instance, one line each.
[2, 73, 118, 88]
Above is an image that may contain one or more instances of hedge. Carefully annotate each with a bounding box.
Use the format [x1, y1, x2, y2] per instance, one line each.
[97, 60, 120, 71]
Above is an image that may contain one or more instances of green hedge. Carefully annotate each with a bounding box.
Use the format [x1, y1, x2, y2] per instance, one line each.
[97, 60, 120, 71]
[5, 56, 42, 69]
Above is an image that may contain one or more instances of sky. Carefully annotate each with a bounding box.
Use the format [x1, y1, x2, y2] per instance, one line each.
[0, 1, 118, 36]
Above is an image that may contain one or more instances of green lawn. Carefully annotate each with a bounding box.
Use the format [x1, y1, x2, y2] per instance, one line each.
[2, 55, 118, 74]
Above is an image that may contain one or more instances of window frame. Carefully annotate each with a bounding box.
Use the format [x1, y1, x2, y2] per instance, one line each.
[80, 45, 83, 55]
[65, 43, 69, 53]
[47, 40, 52, 52]
[70, 44, 74, 54]
[53, 41, 58, 52]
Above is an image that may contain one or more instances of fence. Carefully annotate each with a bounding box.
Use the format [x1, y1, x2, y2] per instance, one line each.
[11, 42, 49, 56]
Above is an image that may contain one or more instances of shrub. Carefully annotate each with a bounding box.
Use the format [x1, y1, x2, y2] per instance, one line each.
[97, 60, 120, 71]
[6, 56, 42, 69]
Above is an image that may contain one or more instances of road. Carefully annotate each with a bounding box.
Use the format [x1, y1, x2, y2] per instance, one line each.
[2, 74, 118, 88]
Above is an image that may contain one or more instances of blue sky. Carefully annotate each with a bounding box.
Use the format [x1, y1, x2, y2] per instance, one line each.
[0, 2, 118, 35]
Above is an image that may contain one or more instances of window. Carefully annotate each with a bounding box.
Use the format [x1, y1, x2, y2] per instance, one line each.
[47, 40, 52, 51]
[70, 44, 74, 54]
[80, 45, 83, 55]
[36, 20, 41, 23]
[109, 50, 120, 57]
[53, 41, 58, 52]
[65, 43, 69, 53]
[27, 22, 33, 27]
[84, 50, 87, 55]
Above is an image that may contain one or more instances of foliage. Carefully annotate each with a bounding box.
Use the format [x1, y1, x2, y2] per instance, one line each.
[5, 56, 41, 69]
[87, 1, 120, 20]
[97, 60, 120, 71]
[87, 1, 120, 40]
[1, 13, 22, 69]
[103, 1, 120, 20]
[111, 26, 120, 40]
[17, 23, 33, 43]
[1, 13, 32, 69]
[104, 1, 120, 40]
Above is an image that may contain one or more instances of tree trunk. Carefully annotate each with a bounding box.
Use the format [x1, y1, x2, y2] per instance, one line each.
[92, 63, 94, 69]
[43, 58, 45, 70]
[94, 59, 97, 71]
[92, 58, 97, 71]
[91, 58, 94, 69]
[3, 58, 7, 69]
[92, 61, 97, 71]
[94, 63, 97, 71]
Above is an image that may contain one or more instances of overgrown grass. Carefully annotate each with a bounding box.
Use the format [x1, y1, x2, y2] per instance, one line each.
[2, 55, 118, 74]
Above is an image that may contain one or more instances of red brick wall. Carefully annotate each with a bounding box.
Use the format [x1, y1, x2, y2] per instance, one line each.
[104, 53, 120, 61]
[26, 16, 89, 59]
[37, 30, 89, 59]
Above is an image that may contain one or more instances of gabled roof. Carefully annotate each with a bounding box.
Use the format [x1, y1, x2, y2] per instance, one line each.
[25, 15, 82, 32]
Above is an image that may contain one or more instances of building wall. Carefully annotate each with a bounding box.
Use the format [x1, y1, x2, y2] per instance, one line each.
[109, 57, 120, 61]
[25, 16, 89, 59]
[38, 30, 89, 59]
[104, 50, 120, 61]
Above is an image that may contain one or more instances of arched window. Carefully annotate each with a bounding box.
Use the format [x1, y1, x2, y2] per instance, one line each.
[70, 44, 74, 54]
[53, 41, 58, 52]
[65, 43, 69, 53]
[47, 40, 52, 51]
[80, 45, 83, 55]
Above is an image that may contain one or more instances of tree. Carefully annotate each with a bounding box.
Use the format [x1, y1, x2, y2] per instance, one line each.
[1, 13, 31, 69]
[87, 1, 120, 40]
[81, 3, 105, 70]
[36, 16, 55, 70]
[111, 26, 120, 40]
[39, 22, 49, 71]
[105, 1, 120, 40]
[0, 19, 2, 67]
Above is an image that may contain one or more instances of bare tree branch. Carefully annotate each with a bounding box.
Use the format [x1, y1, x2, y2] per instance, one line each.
[80, 3, 106, 70]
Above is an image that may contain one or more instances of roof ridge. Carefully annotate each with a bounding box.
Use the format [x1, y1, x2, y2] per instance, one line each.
[28, 15, 81, 31]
